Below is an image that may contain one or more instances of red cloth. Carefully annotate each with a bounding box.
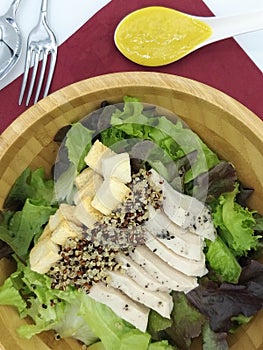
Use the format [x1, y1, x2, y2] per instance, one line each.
[0, 0, 263, 134]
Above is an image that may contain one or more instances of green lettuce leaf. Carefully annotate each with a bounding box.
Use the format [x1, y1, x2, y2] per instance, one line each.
[55, 123, 94, 203]
[206, 236, 242, 283]
[0, 259, 97, 345]
[147, 310, 172, 340]
[100, 126, 129, 148]
[0, 271, 27, 313]
[152, 292, 206, 350]
[4, 168, 56, 210]
[212, 183, 261, 257]
[229, 314, 253, 333]
[123, 95, 141, 103]
[167, 292, 206, 349]
[148, 340, 176, 350]
[65, 122, 94, 172]
[156, 117, 219, 183]
[54, 162, 77, 204]
[88, 342, 106, 350]
[0, 168, 57, 257]
[79, 295, 151, 350]
[99, 100, 220, 192]
[0, 199, 56, 258]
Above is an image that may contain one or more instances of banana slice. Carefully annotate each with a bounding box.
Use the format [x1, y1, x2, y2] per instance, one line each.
[84, 140, 115, 174]
[92, 177, 130, 215]
[30, 237, 60, 274]
[74, 170, 103, 204]
[75, 195, 103, 228]
[51, 220, 83, 246]
[101, 152, 131, 183]
[74, 167, 95, 190]
[37, 223, 52, 242]
[47, 204, 84, 245]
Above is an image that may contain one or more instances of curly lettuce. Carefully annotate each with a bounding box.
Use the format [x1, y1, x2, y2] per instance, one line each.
[0, 168, 57, 259]
[205, 236, 242, 283]
[212, 183, 261, 257]
[0, 258, 98, 345]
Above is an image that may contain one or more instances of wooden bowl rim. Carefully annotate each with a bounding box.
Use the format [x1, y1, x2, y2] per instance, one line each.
[1, 71, 263, 159]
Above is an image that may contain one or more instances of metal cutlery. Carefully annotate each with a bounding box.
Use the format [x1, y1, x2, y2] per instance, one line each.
[19, 0, 57, 105]
[0, 0, 22, 80]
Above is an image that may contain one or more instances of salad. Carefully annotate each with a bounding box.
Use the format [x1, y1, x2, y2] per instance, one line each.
[0, 97, 263, 350]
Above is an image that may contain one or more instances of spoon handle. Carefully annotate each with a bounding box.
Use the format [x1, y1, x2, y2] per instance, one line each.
[198, 10, 263, 47]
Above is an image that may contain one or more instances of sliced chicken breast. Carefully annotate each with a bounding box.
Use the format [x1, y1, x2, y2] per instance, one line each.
[149, 169, 216, 241]
[107, 270, 173, 319]
[89, 282, 149, 332]
[145, 230, 207, 277]
[129, 246, 198, 292]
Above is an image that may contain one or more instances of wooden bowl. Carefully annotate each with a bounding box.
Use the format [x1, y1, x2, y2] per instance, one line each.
[0, 72, 263, 350]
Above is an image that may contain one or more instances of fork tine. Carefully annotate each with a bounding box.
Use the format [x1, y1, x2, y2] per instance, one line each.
[26, 50, 40, 106]
[18, 47, 33, 105]
[19, 0, 57, 106]
[34, 49, 48, 104]
[43, 49, 57, 99]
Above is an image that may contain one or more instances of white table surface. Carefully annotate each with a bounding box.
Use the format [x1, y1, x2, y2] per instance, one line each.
[0, 0, 262, 91]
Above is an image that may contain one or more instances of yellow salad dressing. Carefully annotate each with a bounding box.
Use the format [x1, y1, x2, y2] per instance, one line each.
[114, 6, 213, 66]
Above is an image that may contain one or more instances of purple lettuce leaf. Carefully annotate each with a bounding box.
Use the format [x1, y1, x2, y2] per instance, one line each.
[186, 261, 263, 332]
[164, 292, 206, 349]
[202, 322, 228, 350]
[186, 161, 237, 202]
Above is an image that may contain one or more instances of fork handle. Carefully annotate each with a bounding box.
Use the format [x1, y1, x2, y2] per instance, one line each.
[6, 0, 22, 18]
[41, 0, 48, 13]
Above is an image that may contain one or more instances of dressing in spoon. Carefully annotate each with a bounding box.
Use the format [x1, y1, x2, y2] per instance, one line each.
[114, 6, 263, 66]
[0, 0, 22, 80]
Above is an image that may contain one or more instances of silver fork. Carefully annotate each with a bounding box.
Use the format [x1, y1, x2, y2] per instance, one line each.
[19, 0, 57, 106]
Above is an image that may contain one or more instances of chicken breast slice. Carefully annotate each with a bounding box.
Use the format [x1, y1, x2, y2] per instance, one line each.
[129, 246, 198, 292]
[149, 169, 216, 241]
[116, 253, 169, 292]
[145, 230, 207, 277]
[107, 270, 173, 319]
[89, 282, 149, 332]
[145, 205, 205, 260]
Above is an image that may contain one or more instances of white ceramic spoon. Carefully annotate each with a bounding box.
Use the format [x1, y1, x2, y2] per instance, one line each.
[195, 9, 263, 51]
[114, 7, 263, 66]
